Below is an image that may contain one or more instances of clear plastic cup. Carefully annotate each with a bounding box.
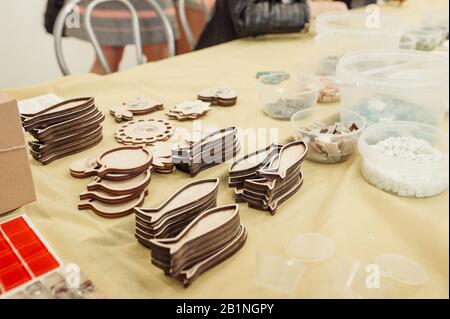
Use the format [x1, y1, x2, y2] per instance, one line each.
[375, 254, 429, 297]
[334, 257, 392, 299]
[284, 233, 335, 263]
[255, 251, 306, 294]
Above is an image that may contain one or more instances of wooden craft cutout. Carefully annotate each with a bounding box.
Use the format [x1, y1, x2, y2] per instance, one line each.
[148, 204, 240, 254]
[135, 195, 217, 240]
[78, 190, 148, 218]
[197, 87, 238, 106]
[229, 144, 282, 176]
[86, 169, 151, 195]
[110, 97, 163, 122]
[70, 154, 99, 178]
[80, 188, 147, 204]
[30, 126, 103, 157]
[257, 140, 307, 180]
[71, 146, 152, 179]
[172, 127, 237, 157]
[135, 178, 219, 224]
[166, 100, 211, 121]
[115, 119, 174, 145]
[149, 142, 175, 174]
[30, 109, 104, 140]
[21, 97, 94, 120]
[178, 225, 247, 287]
[23, 101, 96, 132]
[30, 134, 103, 166]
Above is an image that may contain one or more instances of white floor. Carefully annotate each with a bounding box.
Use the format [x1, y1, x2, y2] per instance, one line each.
[0, 0, 136, 89]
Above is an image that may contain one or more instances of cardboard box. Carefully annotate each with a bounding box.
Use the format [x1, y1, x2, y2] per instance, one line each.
[0, 92, 36, 215]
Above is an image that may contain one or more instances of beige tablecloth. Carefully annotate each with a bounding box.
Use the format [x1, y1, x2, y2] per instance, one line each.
[3, 1, 449, 298]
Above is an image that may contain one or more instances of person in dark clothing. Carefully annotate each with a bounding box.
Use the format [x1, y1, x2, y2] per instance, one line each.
[195, 0, 375, 50]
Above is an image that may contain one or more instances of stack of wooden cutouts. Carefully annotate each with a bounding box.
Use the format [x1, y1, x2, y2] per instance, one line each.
[115, 118, 174, 146]
[21, 97, 104, 165]
[70, 146, 152, 218]
[166, 100, 211, 121]
[228, 143, 282, 202]
[110, 97, 164, 122]
[134, 178, 219, 246]
[197, 86, 238, 106]
[149, 142, 175, 174]
[143, 203, 247, 287]
[172, 127, 240, 177]
[228, 141, 308, 214]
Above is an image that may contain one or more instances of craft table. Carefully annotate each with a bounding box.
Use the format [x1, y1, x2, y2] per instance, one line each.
[3, 0, 449, 298]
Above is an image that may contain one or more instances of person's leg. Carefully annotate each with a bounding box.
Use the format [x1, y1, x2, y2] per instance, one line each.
[91, 46, 125, 74]
[143, 43, 168, 62]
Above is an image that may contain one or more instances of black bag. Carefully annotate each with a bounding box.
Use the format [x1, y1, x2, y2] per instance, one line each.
[230, 0, 310, 38]
[44, 0, 66, 34]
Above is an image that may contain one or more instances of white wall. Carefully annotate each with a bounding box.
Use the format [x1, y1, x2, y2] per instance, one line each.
[0, 0, 136, 89]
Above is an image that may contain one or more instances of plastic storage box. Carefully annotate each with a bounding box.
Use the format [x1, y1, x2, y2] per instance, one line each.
[314, 11, 404, 75]
[257, 73, 320, 120]
[358, 121, 449, 197]
[336, 50, 449, 126]
[291, 107, 366, 163]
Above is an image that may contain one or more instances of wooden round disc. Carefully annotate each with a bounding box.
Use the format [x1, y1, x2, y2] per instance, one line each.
[115, 119, 174, 145]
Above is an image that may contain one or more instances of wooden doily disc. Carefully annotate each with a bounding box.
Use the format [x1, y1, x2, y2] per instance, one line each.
[115, 119, 174, 145]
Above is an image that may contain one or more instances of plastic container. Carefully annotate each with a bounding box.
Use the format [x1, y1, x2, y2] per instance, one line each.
[285, 233, 335, 262]
[257, 73, 320, 120]
[375, 254, 428, 297]
[314, 12, 404, 75]
[334, 257, 390, 299]
[409, 28, 445, 51]
[315, 11, 404, 36]
[399, 33, 418, 50]
[255, 251, 306, 294]
[291, 108, 366, 163]
[336, 50, 449, 126]
[358, 121, 449, 197]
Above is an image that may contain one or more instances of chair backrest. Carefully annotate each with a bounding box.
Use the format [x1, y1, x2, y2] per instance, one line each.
[177, 0, 212, 50]
[54, 0, 176, 75]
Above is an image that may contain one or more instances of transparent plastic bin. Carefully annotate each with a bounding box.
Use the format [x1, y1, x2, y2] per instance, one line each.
[336, 50, 449, 126]
[257, 73, 320, 120]
[255, 251, 306, 294]
[314, 12, 404, 75]
[358, 121, 449, 197]
[291, 108, 366, 163]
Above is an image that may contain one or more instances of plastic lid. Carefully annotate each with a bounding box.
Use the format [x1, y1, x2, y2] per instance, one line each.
[375, 254, 428, 286]
[285, 233, 335, 263]
[336, 49, 449, 89]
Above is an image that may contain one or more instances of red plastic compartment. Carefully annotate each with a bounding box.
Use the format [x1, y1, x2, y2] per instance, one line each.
[27, 252, 59, 277]
[8, 229, 39, 247]
[0, 265, 31, 291]
[1, 217, 29, 236]
[17, 240, 48, 259]
[0, 238, 11, 255]
[0, 251, 21, 273]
